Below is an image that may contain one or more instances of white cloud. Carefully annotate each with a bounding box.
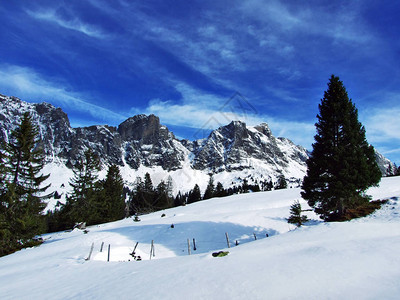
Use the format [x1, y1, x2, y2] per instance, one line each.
[26, 9, 106, 39]
[130, 83, 315, 148]
[362, 107, 400, 142]
[239, 0, 373, 45]
[0, 64, 125, 124]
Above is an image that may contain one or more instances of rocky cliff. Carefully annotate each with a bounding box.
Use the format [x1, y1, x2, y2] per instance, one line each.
[0, 94, 395, 190]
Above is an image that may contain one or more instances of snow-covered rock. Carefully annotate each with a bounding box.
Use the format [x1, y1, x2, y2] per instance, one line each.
[0, 93, 396, 198]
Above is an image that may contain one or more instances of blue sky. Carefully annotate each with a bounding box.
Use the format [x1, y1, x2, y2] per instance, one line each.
[1, 0, 399, 164]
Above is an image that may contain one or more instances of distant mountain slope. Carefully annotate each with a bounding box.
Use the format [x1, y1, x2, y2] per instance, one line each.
[0, 93, 396, 194]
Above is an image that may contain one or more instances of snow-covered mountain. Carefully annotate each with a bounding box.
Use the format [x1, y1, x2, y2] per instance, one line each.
[0, 93, 396, 197]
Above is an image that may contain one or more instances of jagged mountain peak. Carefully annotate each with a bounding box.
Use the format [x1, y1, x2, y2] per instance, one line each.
[0, 93, 396, 194]
[253, 123, 272, 138]
[118, 113, 175, 143]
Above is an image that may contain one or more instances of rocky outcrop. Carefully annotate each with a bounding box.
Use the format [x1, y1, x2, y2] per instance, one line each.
[117, 114, 186, 170]
[0, 93, 395, 180]
[191, 121, 309, 174]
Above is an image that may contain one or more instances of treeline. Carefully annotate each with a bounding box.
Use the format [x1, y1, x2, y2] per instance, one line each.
[127, 173, 290, 215]
[46, 150, 126, 233]
[51, 170, 292, 224]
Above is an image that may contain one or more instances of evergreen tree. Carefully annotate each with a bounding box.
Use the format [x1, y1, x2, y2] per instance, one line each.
[0, 112, 51, 255]
[96, 164, 126, 222]
[128, 177, 145, 215]
[287, 200, 308, 227]
[187, 184, 201, 204]
[63, 149, 101, 225]
[275, 175, 287, 190]
[203, 175, 215, 199]
[144, 172, 153, 193]
[214, 182, 226, 197]
[174, 191, 184, 207]
[154, 180, 172, 209]
[301, 75, 381, 221]
[241, 179, 249, 193]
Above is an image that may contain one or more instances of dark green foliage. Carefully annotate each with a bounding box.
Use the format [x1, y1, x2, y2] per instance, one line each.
[242, 179, 249, 193]
[128, 173, 173, 215]
[187, 184, 201, 204]
[96, 164, 126, 223]
[174, 191, 186, 206]
[154, 180, 173, 209]
[203, 175, 215, 200]
[301, 75, 382, 221]
[62, 149, 101, 226]
[0, 112, 50, 256]
[261, 180, 273, 191]
[214, 182, 227, 197]
[212, 251, 229, 257]
[287, 200, 308, 227]
[50, 161, 127, 231]
[275, 175, 287, 190]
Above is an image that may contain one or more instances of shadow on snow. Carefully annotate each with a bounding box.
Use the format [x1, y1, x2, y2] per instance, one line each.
[98, 221, 279, 257]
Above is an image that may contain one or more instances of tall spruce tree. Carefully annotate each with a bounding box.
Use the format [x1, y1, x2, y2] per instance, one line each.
[203, 175, 215, 199]
[0, 112, 51, 255]
[214, 182, 226, 197]
[96, 164, 126, 222]
[301, 75, 381, 221]
[187, 184, 201, 204]
[63, 149, 101, 225]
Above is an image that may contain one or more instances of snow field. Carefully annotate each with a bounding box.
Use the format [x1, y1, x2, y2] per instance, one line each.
[1, 177, 400, 299]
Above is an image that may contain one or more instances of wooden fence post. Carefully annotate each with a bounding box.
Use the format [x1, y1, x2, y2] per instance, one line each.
[193, 238, 197, 251]
[187, 239, 191, 255]
[85, 242, 94, 261]
[225, 232, 230, 248]
[100, 241, 104, 252]
[107, 244, 111, 262]
[150, 240, 155, 260]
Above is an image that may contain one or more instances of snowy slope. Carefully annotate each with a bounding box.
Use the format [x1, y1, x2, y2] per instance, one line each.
[1, 177, 400, 299]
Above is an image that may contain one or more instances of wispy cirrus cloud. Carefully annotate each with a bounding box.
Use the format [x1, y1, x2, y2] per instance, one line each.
[129, 82, 315, 147]
[0, 64, 126, 126]
[239, 0, 373, 44]
[26, 9, 107, 39]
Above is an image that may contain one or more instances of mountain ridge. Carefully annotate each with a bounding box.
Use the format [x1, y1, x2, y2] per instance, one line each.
[0, 93, 396, 197]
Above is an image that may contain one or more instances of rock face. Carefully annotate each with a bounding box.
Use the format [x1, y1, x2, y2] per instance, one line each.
[0, 94, 396, 183]
[190, 121, 308, 174]
[117, 114, 187, 170]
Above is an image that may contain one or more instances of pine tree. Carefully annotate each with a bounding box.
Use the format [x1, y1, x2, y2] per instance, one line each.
[287, 200, 308, 227]
[187, 184, 201, 204]
[154, 180, 172, 209]
[214, 182, 226, 197]
[63, 149, 101, 225]
[203, 175, 215, 199]
[275, 175, 287, 190]
[241, 179, 249, 193]
[128, 177, 145, 215]
[0, 112, 51, 255]
[97, 164, 126, 222]
[301, 75, 381, 221]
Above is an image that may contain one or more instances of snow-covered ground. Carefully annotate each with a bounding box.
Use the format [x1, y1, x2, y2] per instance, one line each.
[1, 177, 400, 299]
